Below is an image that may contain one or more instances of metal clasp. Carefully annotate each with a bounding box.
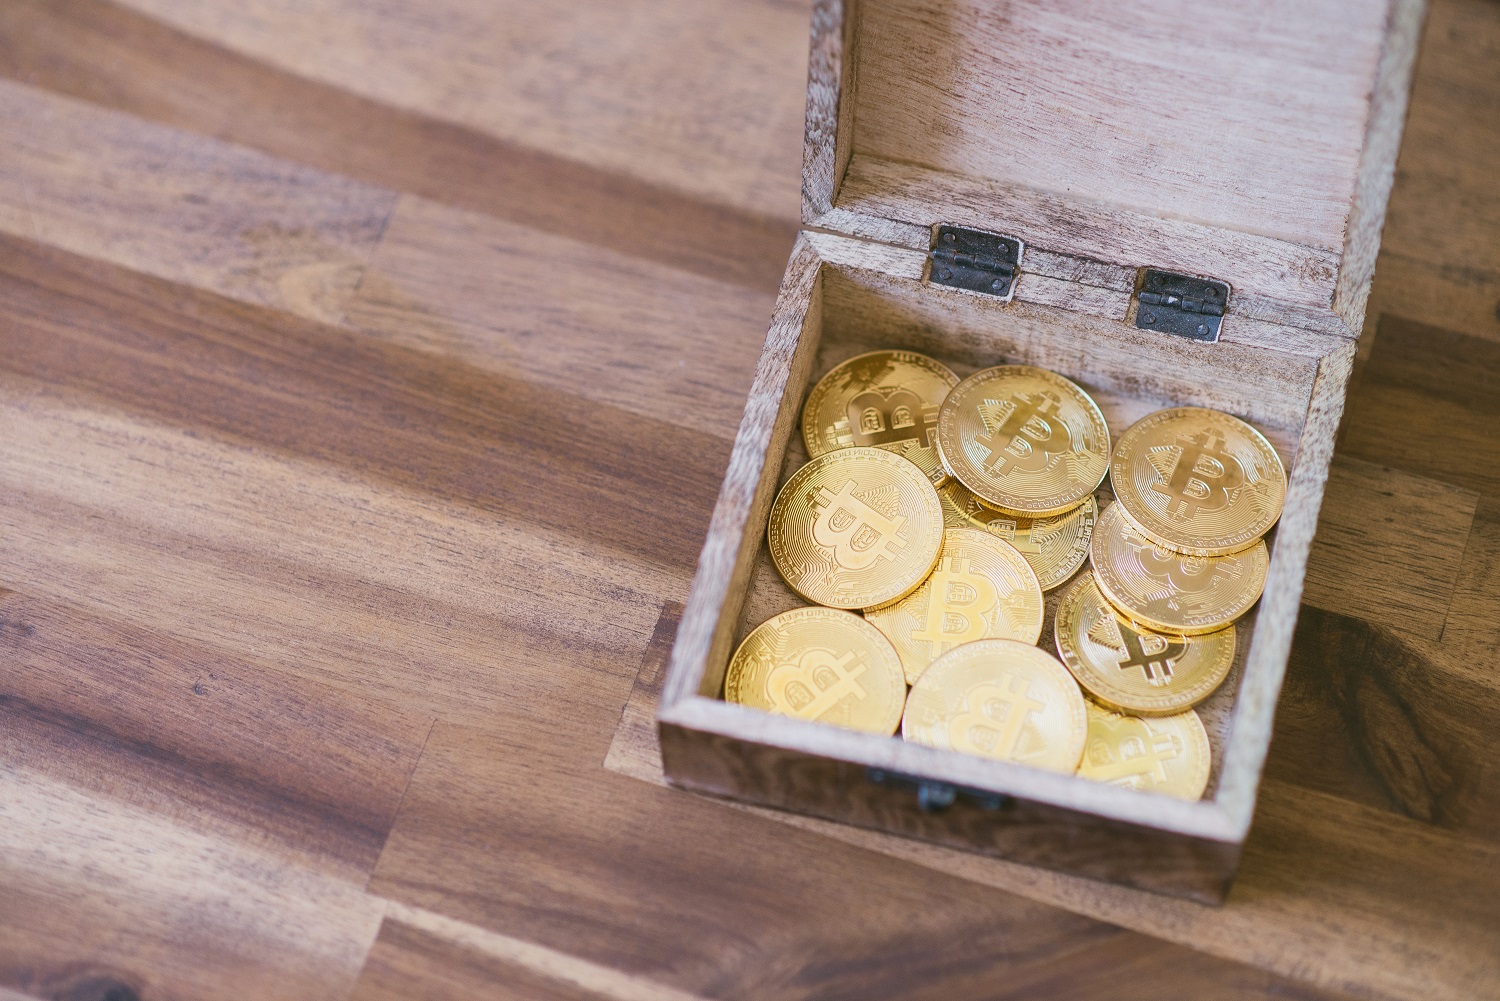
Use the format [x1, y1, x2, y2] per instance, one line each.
[1134, 269, 1230, 341]
[929, 224, 1023, 300]
[867, 767, 1014, 814]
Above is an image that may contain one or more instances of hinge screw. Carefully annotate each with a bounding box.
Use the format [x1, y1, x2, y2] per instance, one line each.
[939, 268, 952, 280]
[1141, 311, 1156, 325]
[991, 279, 1004, 290]
[1197, 323, 1208, 336]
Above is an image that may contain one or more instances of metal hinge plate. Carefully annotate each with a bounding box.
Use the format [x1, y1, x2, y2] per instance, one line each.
[929, 224, 1023, 300]
[867, 767, 1014, 813]
[1134, 269, 1230, 342]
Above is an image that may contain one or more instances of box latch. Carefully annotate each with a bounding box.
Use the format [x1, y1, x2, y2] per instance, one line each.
[867, 767, 1014, 813]
[929, 225, 1022, 300]
[1135, 269, 1230, 342]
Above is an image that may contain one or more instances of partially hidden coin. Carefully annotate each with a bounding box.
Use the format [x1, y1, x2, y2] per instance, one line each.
[936, 364, 1110, 517]
[768, 446, 944, 610]
[1090, 503, 1268, 635]
[1110, 406, 1287, 556]
[1077, 702, 1211, 800]
[1053, 575, 1235, 715]
[902, 638, 1087, 772]
[865, 527, 1044, 685]
[939, 481, 1097, 590]
[725, 606, 906, 735]
[802, 350, 960, 487]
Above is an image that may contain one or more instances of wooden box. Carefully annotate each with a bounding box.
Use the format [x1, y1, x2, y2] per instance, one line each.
[656, 0, 1423, 903]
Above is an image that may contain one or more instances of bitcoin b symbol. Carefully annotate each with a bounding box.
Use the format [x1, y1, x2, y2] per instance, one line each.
[841, 388, 936, 449]
[1150, 430, 1244, 519]
[947, 675, 1046, 758]
[1086, 720, 1181, 785]
[810, 480, 907, 571]
[976, 392, 1073, 476]
[910, 556, 1000, 656]
[1136, 545, 1223, 595]
[766, 648, 867, 721]
[1114, 623, 1187, 686]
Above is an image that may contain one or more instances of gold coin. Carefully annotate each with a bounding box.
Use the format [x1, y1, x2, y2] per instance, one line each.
[1110, 406, 1287, 556]
[802, 350, 960, 486]
[1053, 575, 1235, 715]
[936, 365, 1110, 516]
[1077, 702, 1211, 800]
[939, 481, 1097, 590]
[768, 446, 944, 609]
[865, 527, 1044, 685]
[902, 639, 1086, 772]
[725, 607, 905, 735]
[1090, 503, 1267, 635]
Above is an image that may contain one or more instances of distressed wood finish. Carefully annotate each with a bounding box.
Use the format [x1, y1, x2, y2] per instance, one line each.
[659, 0, 1422, 900]
[804, 0, 1425, 337]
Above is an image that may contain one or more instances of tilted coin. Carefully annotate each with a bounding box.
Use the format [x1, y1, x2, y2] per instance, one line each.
[939, 481, 1097, 590]
[1077, 702, 1211, 800]
[936, 365, 1110, 516]
[865, 527, 1044, 685]
[902, 639, 1087, 772]
[1053, 575, 1235, 715]
[1090, 503, 1268, 635]
[802, 350, 960, 487]
[1110, 406, 1287, 556]
[725, 607, 906, 735]
[768, 446, 944, 610]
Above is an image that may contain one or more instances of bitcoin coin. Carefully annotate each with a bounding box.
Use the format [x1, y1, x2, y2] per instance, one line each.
[1077, 702, 1211, 800]
[865, 527, 1044, 684]
[936, 365, 1110, 516]
[768, 446, 944, 609]
[939, 481, 1097, 590]
[1053, 575, 1235, 715]
[725, 607, 905, 735]
[903, 639, 1087, 772]
[802, 350, 960, 487]
[1090, 503, 1268, 635]
[1110, 407, 1286, 556]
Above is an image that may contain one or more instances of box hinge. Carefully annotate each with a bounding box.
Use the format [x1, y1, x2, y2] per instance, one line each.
[1134, 269, 1230, 342]
[929, 224, 1022, 300]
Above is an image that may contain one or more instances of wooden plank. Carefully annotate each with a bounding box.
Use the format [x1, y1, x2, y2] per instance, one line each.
[345, 195, 776, 440]
[1364, 0, 1500, 344]
[0, 0, 800, 294]
[381, 723, 1359, 1001]
[1303, 458, 1478, 639]
[0, 78, 394, 323]
[111, 0, 810, 224]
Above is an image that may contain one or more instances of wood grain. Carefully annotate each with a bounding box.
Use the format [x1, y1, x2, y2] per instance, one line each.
[0, 0, 1491, 997]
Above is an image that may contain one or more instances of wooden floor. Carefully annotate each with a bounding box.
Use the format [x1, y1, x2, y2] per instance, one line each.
[0, 2, 1497, 999]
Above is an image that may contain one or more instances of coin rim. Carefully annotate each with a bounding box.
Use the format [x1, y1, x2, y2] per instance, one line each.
[724, 606, 907, 736]
[1109, 406, 1287, 557]
[801, 349, 960, 484]
[901, 637, 1088, 772]
[940, 485, 1099, 591]
[767, 446, 945, 610]
[1053, 575, 1236, 715]
[935, 364, 1112, 516]
[1077, 702, 1211, 800]
[864, 526, 1045, 685]
[1089, 503, 1268, 635]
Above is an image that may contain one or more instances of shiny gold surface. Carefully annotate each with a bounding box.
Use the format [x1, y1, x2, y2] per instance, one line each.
[802, 350, 960, 487]
[865, 527, 1044, 685]
[935, 365, 1110, 516]
[725, 607, 906, 735]
[1053, 576, 1235, 715]
[1110, 406, 1287, 556]
[768, 446, 944, 610]
[902, 639, 1086, 772]
[1077, 702, 1211, 800]
[1090, 503, 1268, 635]
[939, 482, 1097, 590]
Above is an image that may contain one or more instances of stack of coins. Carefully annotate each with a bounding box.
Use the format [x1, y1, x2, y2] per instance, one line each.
[722, 349, 1286, 802]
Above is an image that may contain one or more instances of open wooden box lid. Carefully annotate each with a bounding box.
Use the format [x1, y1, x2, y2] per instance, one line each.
[804, 0, 1422, 341]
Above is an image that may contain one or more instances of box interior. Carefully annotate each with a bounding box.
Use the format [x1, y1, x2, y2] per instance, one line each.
[695, 250, 1322, 810]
